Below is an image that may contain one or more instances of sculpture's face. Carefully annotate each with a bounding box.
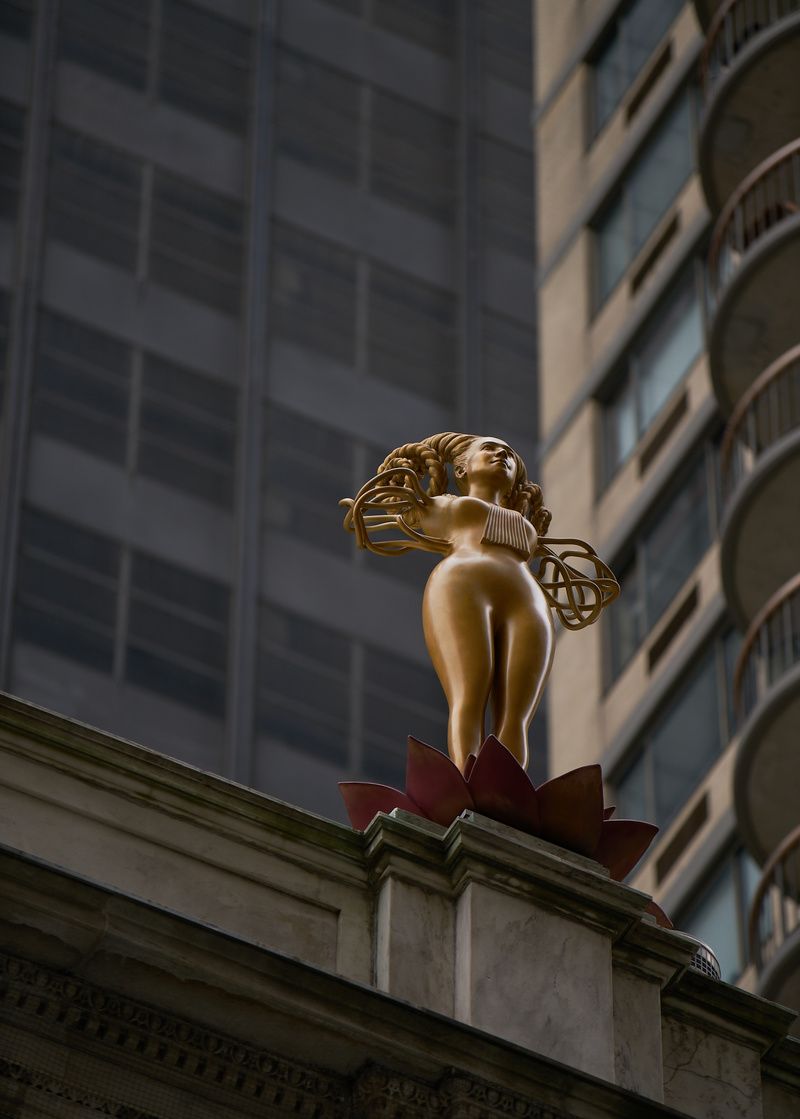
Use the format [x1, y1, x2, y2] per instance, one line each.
[457, 436, 517, 493]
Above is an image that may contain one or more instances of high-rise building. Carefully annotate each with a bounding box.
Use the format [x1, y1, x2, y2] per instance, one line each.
[534, 0, 800, 1013]
[0, 0, 540, 821]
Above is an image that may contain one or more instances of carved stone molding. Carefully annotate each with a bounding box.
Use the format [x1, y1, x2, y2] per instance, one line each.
[1, 951, 566, 1119]
[0, 951, 349, 1117]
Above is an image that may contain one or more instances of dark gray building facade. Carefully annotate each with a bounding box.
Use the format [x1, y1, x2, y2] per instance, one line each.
[0, 0, 539, 819]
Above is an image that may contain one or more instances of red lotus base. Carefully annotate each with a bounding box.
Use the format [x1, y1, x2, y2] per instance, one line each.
[340, 735, 671, 928]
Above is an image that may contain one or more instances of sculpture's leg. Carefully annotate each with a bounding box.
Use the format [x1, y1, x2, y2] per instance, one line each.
[492, 609, 554, 770]
[422, 582, 494, 774]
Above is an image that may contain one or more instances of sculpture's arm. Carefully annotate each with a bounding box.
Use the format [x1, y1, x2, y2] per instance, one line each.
[533, 538, 620, 630]
[340, 467, 451, 557]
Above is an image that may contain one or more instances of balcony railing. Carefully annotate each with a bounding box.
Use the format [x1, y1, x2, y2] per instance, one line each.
[708, 139, 800, 305]
[701, 0, 800, 100]
[720, 343, 800, 504]
[733, 574, 800, 723]
[749, 823, 800, 972]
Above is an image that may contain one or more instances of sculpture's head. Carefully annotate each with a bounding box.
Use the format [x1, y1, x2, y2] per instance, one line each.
[452, 435, 518, 497]
[377, 432, 552, 536]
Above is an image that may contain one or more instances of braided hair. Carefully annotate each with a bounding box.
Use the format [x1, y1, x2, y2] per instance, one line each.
[376, 432, 552, 537]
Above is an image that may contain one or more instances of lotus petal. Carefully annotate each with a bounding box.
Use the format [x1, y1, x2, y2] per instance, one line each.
[536, 764, 604, 856]
[603, 805, 616, 820]
[338, 782, 423, 831]
[405, 736, 474, 826]
[593, 819, 659, 881]
[645, 899, 673, 929]
[467, 735, 540, 834]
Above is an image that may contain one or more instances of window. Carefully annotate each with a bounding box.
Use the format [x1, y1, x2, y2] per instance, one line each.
[275, 46, 456, 225]
[59, 0, 149, 90]
[608, 440, 718, 681]
[270, 222, 357, 366]
[57, 0, 252, 134]
[479, 0, 532, 91]
[158, 0, 252, 133]
[126, 551, 229, 716]
[255, 602, 448, 779]
[677, 847, 761, 983]
[14, 508, 121, 673]
[138, 353, 237, 507]
[372, 0, 455, 56]
[0, 0, 33, 40]
[13, 507, 231, 714]
[590, 0, 684, 138]
[368, 263, 456, 404]
[480, 135, 534, 257]
[594, 91, 693, 306]
[483, 309, 537, 443]
[47, 126, 142, 271]
[0, 99, 25, 223]
[263, 405, 354, 558]
[362, 645, 448, 786]
[602, 267, 702, 481]
[275, 49, 359, 183]
[371, 90, 456, 223]
[150, 169, 244, 314]
[614, 629, 740, 832]
[33, 311, 131, 464]
[256, 604, 351, 765]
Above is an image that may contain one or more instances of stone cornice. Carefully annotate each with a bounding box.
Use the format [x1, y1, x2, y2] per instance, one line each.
[662, 967, 797, 1053]
[0, 690, 367, 886]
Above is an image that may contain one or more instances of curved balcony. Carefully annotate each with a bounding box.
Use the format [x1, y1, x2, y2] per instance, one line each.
[719, 345, 800, 625]
[708, 141, 800, 416]
[699, 0, 800, 211]
[748, 824, 800, 1011]
[732, 576, 800, 865]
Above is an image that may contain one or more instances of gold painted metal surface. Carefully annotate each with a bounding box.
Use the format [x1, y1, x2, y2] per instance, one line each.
[341, 433, 618, 773]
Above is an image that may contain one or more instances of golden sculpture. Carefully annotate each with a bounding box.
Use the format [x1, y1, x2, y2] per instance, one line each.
[341, 433, 618, 774]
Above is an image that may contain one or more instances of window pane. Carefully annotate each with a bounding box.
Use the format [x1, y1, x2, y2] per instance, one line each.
[48, 127, 141, 271]
[59, 0, 149, 90]
[371, 90, 456, 223]
[608, 559, 643, 679]
[373, 0, 455, 56]
[603, 374, 638, 478]
[127, 550, 229, 715]
[643, 451, 709, 625]
[270, 222, 356, 366]
[637, 273, 702, 430]
[255, 603, 350, 765]
[33, 310, 131, 464]
[681, 858, 741, 982]
[139, 353, 236, 507]
[651, 649, 720, 828]
[158, 0, 251, 133]
[150, 170, 244, 314]
[14, 508, 120, 673]
[263, 405, 354, 557]
[595, 192, 628, 305]
[368, 263, 456, 404]
[275, 48, 359, 182]
[630, 93, 692, 256]
[615, 750, 648, 821]
[591, 0, 683, 136]
[594, 91, 692, 304]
